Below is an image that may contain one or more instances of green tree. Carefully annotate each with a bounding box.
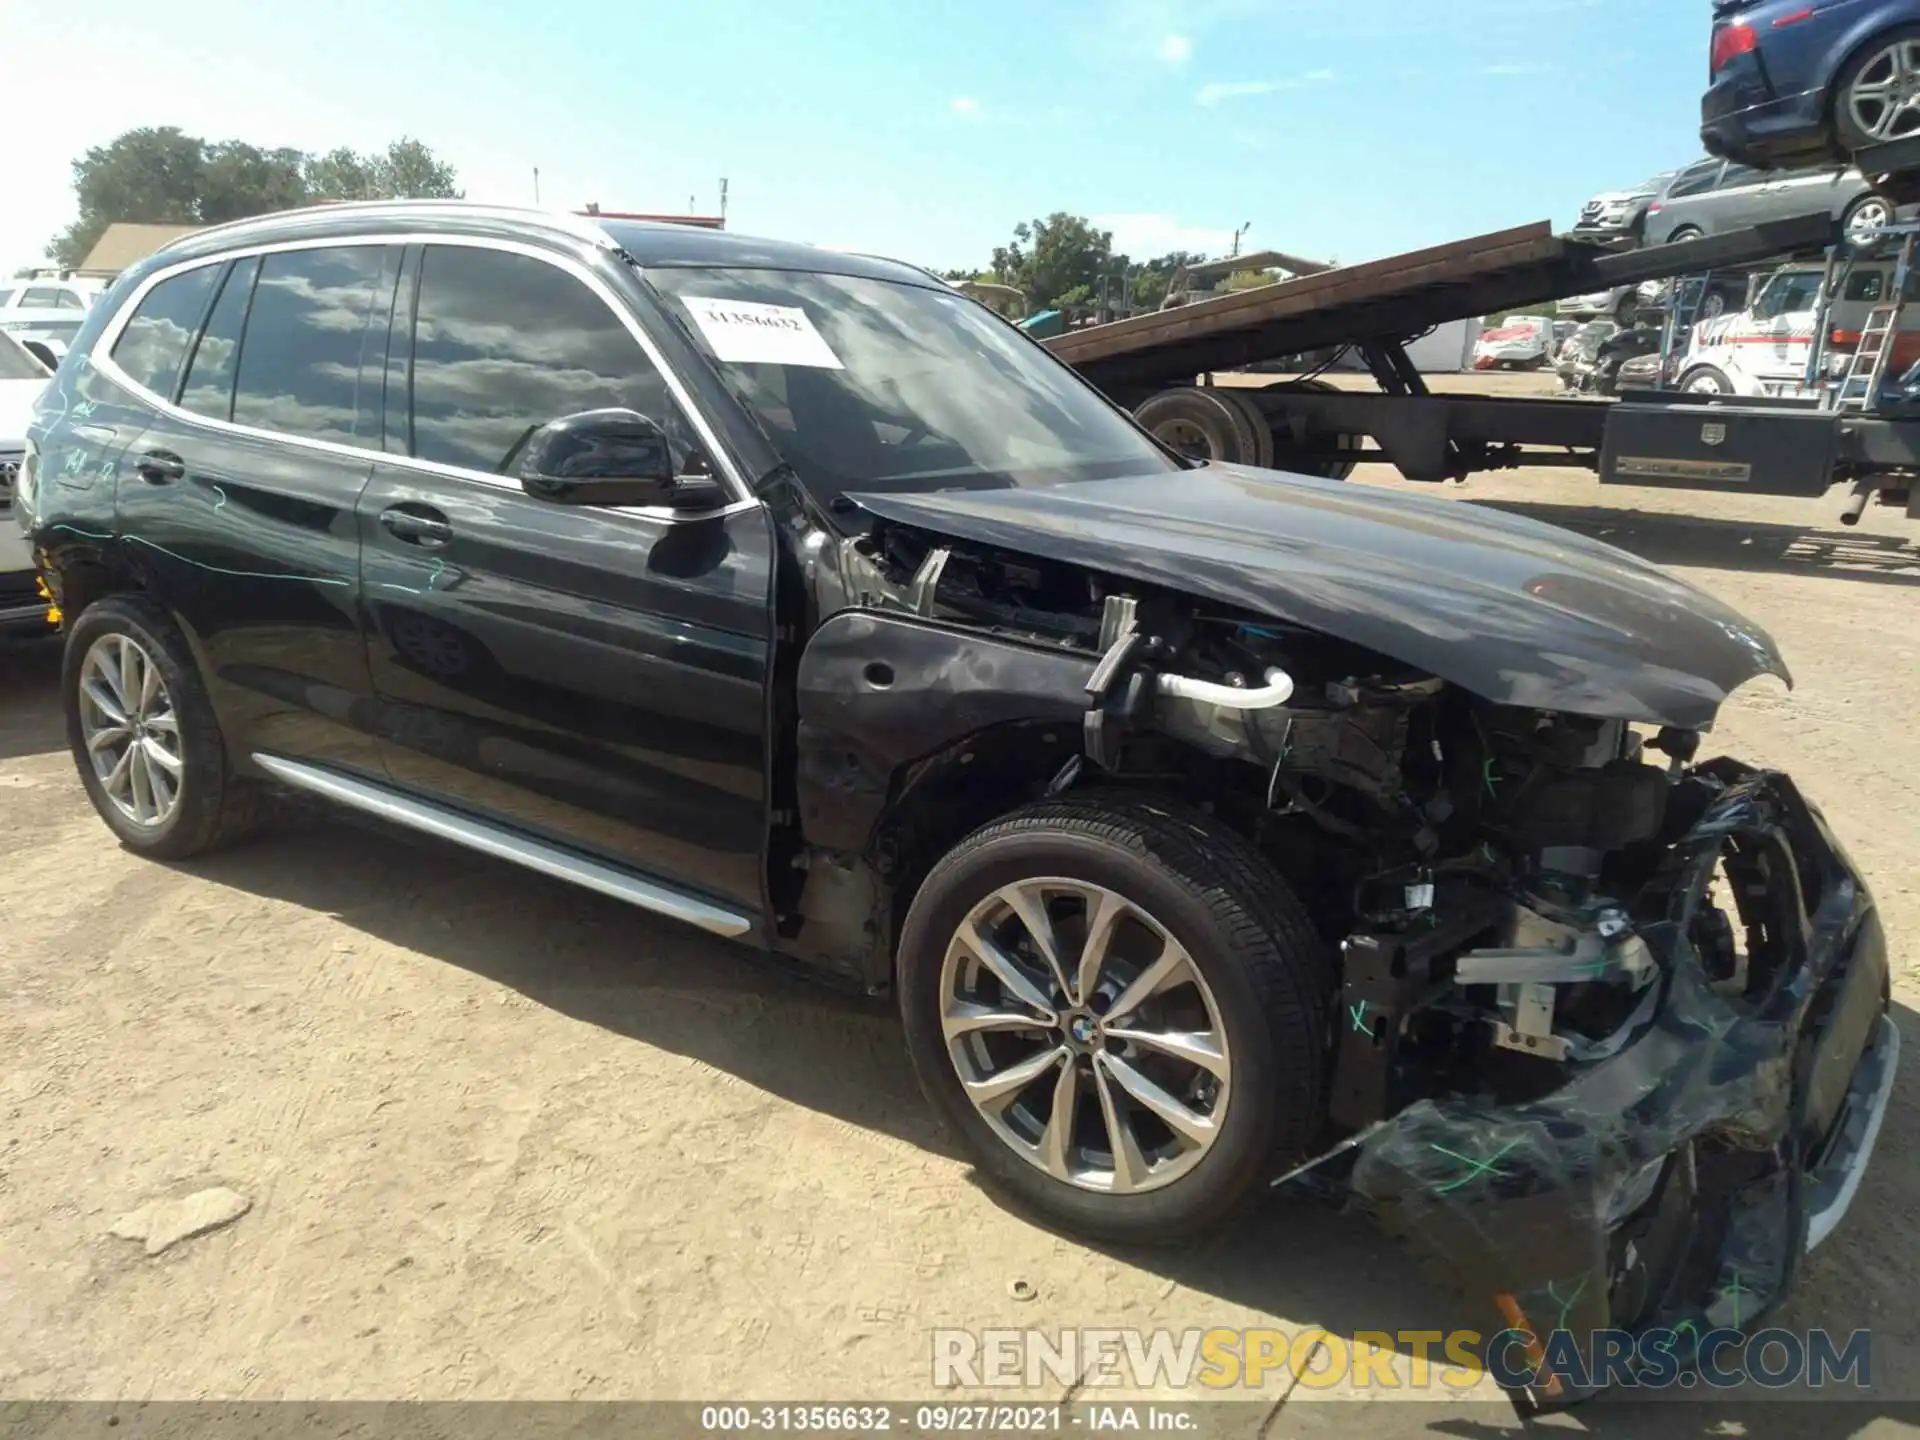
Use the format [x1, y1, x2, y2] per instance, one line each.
[992, 213, 1114, 313]
[1128, 250, 1207, 311]
[51, 127, 206, 266]
[50, 127, 465, 267]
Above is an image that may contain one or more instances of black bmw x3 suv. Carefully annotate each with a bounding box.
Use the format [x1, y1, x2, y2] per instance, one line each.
[17, 202, 1895, 1393]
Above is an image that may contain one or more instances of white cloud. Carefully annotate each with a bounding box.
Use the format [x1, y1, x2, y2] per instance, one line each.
[1095, 212, 1241, 258]
[1480, 61, 1551, 76]
[1304, 68, 1336, 82]
[950, 96, 982, 117]
[1196, 80, 1279, 106]
[1158, 33, 1194, 64]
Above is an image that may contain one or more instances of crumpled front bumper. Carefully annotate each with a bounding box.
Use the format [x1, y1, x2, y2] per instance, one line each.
[1290, 762, 1895, 1398]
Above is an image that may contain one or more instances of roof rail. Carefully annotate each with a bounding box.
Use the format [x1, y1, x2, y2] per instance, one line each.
[156, 200, 618, 254]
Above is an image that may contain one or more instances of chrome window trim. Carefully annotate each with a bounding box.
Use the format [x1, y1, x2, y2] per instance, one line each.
[88, 231, 758, 522]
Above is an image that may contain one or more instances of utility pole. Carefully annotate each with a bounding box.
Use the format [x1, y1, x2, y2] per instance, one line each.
[719, 177, 729, 224]
[1230, 222, 1251, 259]
[533, 167, 541, 204]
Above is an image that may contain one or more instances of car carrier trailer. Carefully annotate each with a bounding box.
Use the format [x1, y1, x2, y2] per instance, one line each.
[1044, 193, 1920, 524]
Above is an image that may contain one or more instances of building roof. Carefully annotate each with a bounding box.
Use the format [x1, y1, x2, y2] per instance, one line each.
[78, 222, 204, 276]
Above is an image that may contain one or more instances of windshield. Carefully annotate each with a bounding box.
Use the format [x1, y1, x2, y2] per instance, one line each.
[643, 266, 1179, 502]
[0, 336, 48, 381]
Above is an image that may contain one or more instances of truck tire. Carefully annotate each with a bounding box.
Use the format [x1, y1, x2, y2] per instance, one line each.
[63, 595, 269, 860]
[1261, 379, 1361, 480]
[1677, 365, 1734, 396]
[897, 793, 1334, 1243]
[1132, 387, 1266, 465]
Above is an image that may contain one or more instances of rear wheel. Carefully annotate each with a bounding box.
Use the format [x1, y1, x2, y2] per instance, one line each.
[1665, 226, 1704, 246]
[1836, 27, 1920, 151]
[63, 596, 267, 859]
[1132, 387, 1268, 465]
[1844, 192, 1895, 248]
[1262, 378, 1362, 479]
[897, 795, 1334, 1243]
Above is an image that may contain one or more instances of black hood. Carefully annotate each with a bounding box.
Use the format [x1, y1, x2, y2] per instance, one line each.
[849, 464, 1788, 731]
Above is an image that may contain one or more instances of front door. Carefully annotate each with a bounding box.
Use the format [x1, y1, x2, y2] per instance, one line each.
[107, 243, 399, 775]
[358, 240, 773, 912]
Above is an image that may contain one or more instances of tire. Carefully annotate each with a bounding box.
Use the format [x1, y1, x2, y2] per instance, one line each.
[1678, 365, 1735, 396]
[1843, 191, 1895, 249]
[1835, 26, 1920, 152]
[1261, 378, 1362, 480]
[1664, 226, 1703, 246]
[897, 793, 1335, 1243]
[63, 595, 268, 860]
[1133, 387, 1266, 464]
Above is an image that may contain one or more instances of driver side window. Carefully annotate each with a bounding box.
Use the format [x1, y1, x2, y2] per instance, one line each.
[409, 244, 705, 476]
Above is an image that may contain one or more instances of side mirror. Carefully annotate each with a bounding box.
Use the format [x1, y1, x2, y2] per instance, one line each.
[516, 408, 724, 510]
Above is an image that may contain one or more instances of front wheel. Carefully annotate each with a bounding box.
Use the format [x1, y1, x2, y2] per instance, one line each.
[1844, 192, 1895, 249]
[1678, 365, 1735, 396]
[897, 795, 1334, 1243]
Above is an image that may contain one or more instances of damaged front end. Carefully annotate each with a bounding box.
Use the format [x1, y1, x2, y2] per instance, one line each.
[788, 484, 1893, 1400]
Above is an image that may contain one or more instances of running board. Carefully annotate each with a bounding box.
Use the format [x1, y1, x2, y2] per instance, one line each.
[250, 753, 757, 940]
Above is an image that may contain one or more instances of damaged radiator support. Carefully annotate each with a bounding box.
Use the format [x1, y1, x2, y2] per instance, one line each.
[1331, 891, 1507, 1133]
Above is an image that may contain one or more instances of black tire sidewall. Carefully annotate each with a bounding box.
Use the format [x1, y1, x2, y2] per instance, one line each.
[1679, 366, 1733, 395]
[63, 597, 227, 857]
[898, 826, 1285, 1238]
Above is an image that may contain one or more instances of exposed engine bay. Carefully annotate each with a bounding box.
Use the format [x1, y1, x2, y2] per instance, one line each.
[811, 515, 1894, 1396]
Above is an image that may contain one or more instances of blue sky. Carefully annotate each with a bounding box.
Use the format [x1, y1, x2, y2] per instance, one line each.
[12, 0, 1702, 275]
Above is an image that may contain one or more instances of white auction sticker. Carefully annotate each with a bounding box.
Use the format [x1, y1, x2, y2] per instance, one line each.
[681, 296, 844, 369]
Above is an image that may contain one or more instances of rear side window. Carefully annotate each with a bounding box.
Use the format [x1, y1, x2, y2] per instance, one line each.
[179, 258, 260, 422]
[232, 246, 390, 447]
[1716, 164, 1762, 190]
[1667, 161, 1724, 199]
[407, 244, 694, 474]
[110, 265, 220, 398]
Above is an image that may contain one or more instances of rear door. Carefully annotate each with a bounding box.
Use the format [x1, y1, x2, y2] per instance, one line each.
[357, 239, 774, 913]
[108, 242, 399, 775]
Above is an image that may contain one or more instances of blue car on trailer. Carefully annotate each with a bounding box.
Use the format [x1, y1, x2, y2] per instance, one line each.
[1704, 0, 1920, 167]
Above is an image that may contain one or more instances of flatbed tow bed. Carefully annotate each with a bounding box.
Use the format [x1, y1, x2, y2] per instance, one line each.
[1045, 202, 1920, 523]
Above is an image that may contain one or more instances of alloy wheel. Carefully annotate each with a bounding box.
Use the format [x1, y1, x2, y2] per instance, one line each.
[938, 879, 1232, 1194]
[1847, 198, 1893, 247]
[77, 633, 184, 828]
[1850, 40, 1920, 143]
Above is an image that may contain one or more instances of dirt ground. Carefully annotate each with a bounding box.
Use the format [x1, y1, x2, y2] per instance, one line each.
[4, 371, 1920, 1436]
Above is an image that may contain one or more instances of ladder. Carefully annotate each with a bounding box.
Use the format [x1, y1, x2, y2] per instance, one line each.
[1832, 225, 1919, 410]
[1655, 272, 1716, 390]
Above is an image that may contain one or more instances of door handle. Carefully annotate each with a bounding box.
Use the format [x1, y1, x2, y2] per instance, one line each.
[134, 450, 185, 485]
[380, 506, 453, 548]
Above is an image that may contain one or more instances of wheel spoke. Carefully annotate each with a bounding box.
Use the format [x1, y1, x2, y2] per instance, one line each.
[143, 744, 178, 810]
[964, 1044, 1068, 1113]
[1101, 1052, 1216, 1146]
[142, 736, 183, 777]
[117, 639, 143, 720]
[137, 648, 162, 713]
[958, 919, 1056, 1020]
[1092, 1059, 1151, 1193]
[144, 709, 179, 736]
[1105, 939, 1193, 1025]
[129, 744, 156, 821]
[103, 744, 135, 799]
[1105, 1026, 1229, 1079]
[82, 675, 126, 726]
[1002, 881, 1073, 1005]
[86, 723, 130, 754]
[943, 1001, 1049, 1041]
[1040, 1058, 1080, 1180]
[1076, 889, 1129, 1008]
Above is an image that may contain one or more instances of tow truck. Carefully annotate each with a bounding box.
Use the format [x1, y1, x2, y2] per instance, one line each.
[1044, 136, 1920, 526]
